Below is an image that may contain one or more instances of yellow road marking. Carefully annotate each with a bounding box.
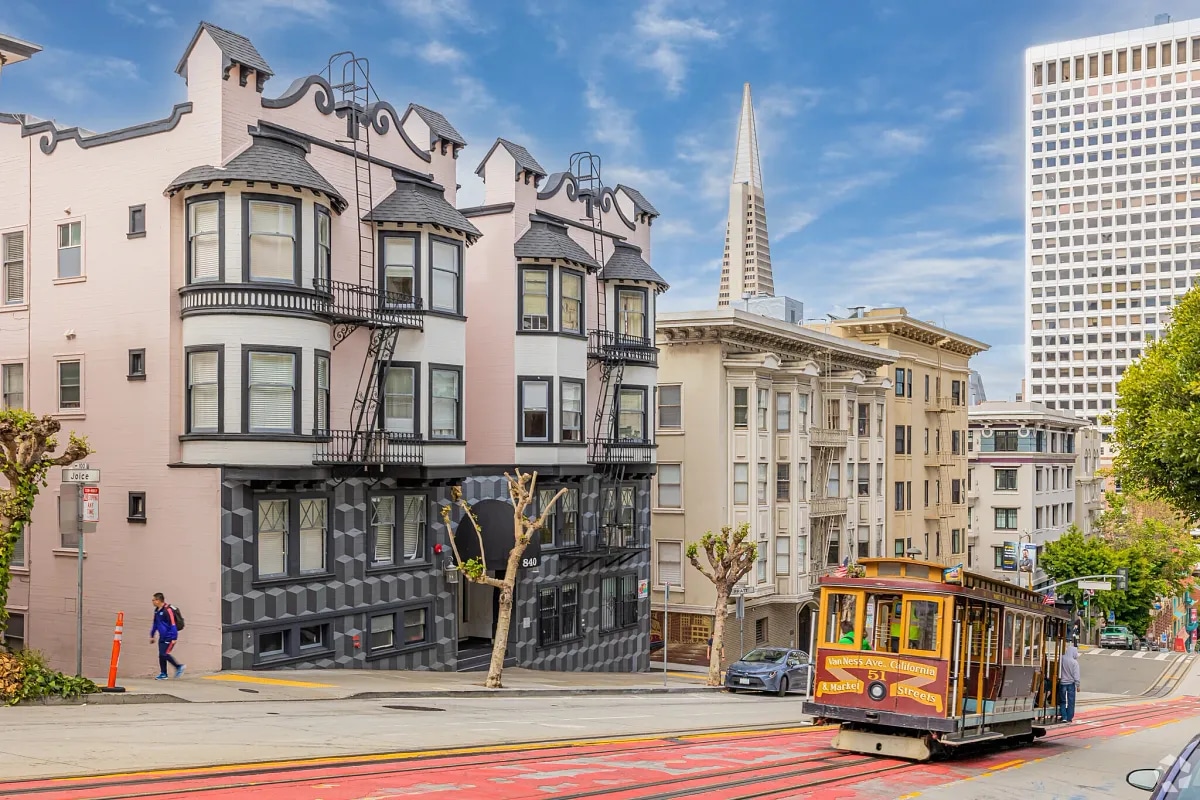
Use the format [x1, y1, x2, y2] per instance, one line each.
[1145, 718, 1182, 729]
[200, 674, 336, 689]
[898, 792, 923, 798]
[60, 723, 828, 783]
[987, 759, 1026, 771]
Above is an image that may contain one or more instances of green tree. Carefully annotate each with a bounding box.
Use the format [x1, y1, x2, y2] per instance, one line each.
[1112, 286, 1200, 519]
[0, 412, 90, 637]
[1038, 526, 1118, 613]
[685, 523, 757, 687]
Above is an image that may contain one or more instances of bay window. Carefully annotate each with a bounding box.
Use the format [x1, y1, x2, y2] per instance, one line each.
[430, 237, 461, 313]
[187, 349, 221, 433]
[315, 206, 331, 284]
[520, 268, 550, 330]
[561, 379, 583, 442]
[187, 197, 222, 283]
[616, 387, 646, 441]
[561, 271, 583, 334]
[382, 234, 417, 304]
[314, 352, 330, 433]
[520, 378, 550, 441]
[246, 197, 298, 283]
[246, 349, 298, 434]
[616, 288, 647, 340]
[383, 365, 416, 435]
[429, 366, 461, 440]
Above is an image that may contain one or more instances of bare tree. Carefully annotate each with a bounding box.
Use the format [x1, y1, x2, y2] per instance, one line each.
[439, 469, 565, 689]
[0, 412, 90, 635]
[685, 522, 757, 687]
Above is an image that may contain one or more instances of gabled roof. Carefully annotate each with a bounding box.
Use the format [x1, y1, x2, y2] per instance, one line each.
[166, 129, 345, 211]
[617, 184, 659, 218]
[600, 241, 668, 290]
[364, 175, 482, 243]
[176, 21, 273, 80]
[474, 138, 546, 179]
[406, 104, 466, 147]
[515, 217, 600, 271]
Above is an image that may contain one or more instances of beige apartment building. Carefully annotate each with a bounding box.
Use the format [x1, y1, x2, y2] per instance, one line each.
[819, 308, 989, 568]
[651, 307, 896, 665]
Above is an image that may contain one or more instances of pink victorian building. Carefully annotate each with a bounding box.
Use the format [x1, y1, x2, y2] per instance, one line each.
[0, 22, 666, 676]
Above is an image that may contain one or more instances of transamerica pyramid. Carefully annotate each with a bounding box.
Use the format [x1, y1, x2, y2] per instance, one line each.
[717, 83, 774, 306]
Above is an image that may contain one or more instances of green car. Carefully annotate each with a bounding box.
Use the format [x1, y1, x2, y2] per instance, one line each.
[1100, 625, 1138, 650]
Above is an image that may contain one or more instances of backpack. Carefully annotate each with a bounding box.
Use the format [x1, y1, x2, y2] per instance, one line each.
[170, 605, 186, 632]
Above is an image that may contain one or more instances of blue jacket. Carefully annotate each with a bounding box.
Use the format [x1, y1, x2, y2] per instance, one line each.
[150, 606, 179, 641]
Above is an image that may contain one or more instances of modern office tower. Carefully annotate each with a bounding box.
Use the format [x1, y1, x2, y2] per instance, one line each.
[1025, 17, 1200, 432]
[717, 83, 774, 306]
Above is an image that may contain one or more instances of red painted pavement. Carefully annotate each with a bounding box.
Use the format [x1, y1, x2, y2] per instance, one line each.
[3, 697, 1197, 800]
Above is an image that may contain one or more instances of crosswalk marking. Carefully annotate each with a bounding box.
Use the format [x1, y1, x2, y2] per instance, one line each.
[1110, 650, 1124, 656]
[1155, 652, 1171, 661]
[1134, 651, 1148, 659]
[1083, 648, 1186, 661]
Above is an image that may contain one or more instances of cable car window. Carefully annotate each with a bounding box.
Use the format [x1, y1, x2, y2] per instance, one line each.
[1031, 617, 1042, 665]
[1003, 610, 1015, 664]
[905, 599, 940, 653]
[1022, 614, 1034, 666]
[825, 593, 859, 647]
[865, 594, 902, 653]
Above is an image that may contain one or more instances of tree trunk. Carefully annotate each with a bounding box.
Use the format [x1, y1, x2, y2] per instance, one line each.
[486, 582, 514, 689]
[708, 588, 730, 686]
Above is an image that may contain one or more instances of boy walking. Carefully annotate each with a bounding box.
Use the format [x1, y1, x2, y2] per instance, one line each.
[150, 593, 185, 680]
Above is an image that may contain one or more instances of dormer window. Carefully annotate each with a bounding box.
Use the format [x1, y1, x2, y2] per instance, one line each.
[246, 197, 298, 284]
[616, 288, 647, 340]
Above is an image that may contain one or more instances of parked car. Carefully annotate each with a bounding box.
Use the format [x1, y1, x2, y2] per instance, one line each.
[724, 647, 812, 696]
[1100, 625, 1138, 650]
[1126, 731, 1200, 797]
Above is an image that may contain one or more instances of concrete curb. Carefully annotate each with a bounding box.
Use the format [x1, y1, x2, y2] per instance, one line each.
[84, 692, 190, 706]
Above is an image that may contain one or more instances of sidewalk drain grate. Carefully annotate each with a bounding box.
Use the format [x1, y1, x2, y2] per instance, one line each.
[382, 705, 445, 712]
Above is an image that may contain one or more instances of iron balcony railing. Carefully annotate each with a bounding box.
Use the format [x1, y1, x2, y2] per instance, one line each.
[179, 283, 326, 317]
[808, 427, 849, 449]
[588, 438, 657, 465]
[587, 329, 658, 365]
[312, 278, 423, 328]
[598, 524, 648, 550]
[312, 429, 423, 466]
[809, 497, 848, 518]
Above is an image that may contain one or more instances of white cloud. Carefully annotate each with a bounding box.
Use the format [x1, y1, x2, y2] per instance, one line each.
[934, 89, 973, 121]
[419, 40, 467, 66]
[208, 0, 334, 29]
[878, 127, 928, 156]
[387, 0, 483, 32]
[584, 81, 638, 151]
[45, 55, 140, 106]
[106, 0, 174, 28]
[631, 0, 724, 96]
[774, 209, 817, 240]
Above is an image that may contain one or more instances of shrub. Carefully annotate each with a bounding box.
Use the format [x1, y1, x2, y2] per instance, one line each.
[0, 648, 97, 705]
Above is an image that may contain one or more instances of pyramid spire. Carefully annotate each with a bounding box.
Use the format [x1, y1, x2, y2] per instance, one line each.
[732, 82, 763, 188]
[718, 82, 774, 306]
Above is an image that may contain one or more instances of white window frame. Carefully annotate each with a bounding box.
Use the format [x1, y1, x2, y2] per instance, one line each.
[257, 499, 288, 578]
[299, 498, 327, 574]
[247, 199, 297, 284]
[560, 270, 583, 334]
[383, 365, 417, 435]
[733, 462, 749, 505]
[187, 350, 221, 433]
[2, 363, 24, 410]
[429, 367, 460, 440]
[656, 463, 682, 509]
[382, 234, 417, 305]
[520, 379, 550, 442]
[55, 357, 83, 413]
[656, 539, 684, 589]
[520, 268, 550, 331]
[187, 198, 221, 283]
[2, 230, 26, 305]
[430, 237, 461, 314]
[314, 353, 330, 433]
[246, 350, 297, 434]
[561, 380, 583, 443]
[55, 219, 83, 280]
[657, 384, 682, 430]
[315, 205, 332, 284]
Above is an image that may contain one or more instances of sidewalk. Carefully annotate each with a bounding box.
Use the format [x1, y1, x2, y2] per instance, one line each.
[75, 667, 717, 705]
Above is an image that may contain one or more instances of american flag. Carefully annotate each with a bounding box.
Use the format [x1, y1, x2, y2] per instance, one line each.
[1043, 594, 1056, 606]
[834, 557, 850, 578]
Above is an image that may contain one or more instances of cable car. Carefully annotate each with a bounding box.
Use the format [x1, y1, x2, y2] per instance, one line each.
[801, 558, 1072, 760]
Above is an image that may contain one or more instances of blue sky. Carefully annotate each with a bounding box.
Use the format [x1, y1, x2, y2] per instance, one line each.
[5, 0, 1200, 397]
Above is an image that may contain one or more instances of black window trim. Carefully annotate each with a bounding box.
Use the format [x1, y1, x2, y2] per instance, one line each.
[251, 619, 335, 668]
[127, 204, 146, 239]
[378, 229, 422, 307]
[559, 266, 586, 337]
[427, 362, 463, 443]
[127, 491, 147, 523]
[313, 349, 331, 435]
[614, 285, 650, 340]
[517, 374, 554, 444]
[127, 348, 146, 381]
[379, 359, 422, 439]
[242, 192, 303, 286]
[600, 572, 640, 633]
[314, 203, 332, 285]
[184, 344, 224, 435]
[559, 377, 586, 447]
[185, 192, 225, 284]
[241, 345, 303, 436]
[534, 483, 581, 551]
[251, 491, 335, 586]
[517, 263, 553, 333]
[365, 599, 436, 661]
[366, 489, 433, 572]
[614, 383, 650, 442]
[428, 233, 464, 315]
[537, 579, 582, 647]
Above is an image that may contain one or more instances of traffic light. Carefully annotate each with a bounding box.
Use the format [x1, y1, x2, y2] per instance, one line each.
[1116, 568, 1128, 591]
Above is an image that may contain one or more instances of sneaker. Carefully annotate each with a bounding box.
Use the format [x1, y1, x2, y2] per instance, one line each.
[155, 673, 168, 680]
[174, 665, 186, 679]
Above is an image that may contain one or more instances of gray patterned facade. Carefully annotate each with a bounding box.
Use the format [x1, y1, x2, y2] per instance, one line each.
[220, 470, 651, 672]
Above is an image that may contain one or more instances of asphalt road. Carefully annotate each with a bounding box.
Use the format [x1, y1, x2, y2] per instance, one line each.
[1077, 649, 1191, 696]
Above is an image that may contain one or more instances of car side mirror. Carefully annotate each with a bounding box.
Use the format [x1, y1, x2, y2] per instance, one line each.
[1126, 768, 1160, 791]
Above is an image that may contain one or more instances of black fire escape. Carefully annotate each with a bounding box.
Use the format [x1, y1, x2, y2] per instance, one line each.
[312, 52, 423, 469]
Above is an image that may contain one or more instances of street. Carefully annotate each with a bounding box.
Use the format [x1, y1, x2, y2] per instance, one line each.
[0, 652, 1194, 798]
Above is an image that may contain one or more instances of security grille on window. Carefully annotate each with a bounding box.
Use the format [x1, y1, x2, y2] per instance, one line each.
[2, 231, 24, 304]
[658, 541, 682, 587]
[538, 583, 580, 645]
[617, 389, 645, 440]
[187, 351, 219, 433]
[601, 575, 638, 631]
[314, 354, 330, 433]
[431, 240, 460, 313]
[658, 385, 681, 428]
[188, 200, 220, 282]
[600, 485, 637, 547]
[561, 272, 582, 334]
[617, 289, 646, 340]
[561, 381, 583, 442]
[247, 352, 295, 433]
[57, 360, 81, 410]
[384, 365, 416, 434]
[248, 200, 296, 282]
[57, 221, 82, 279]
[299, 498, 327, 573]
[430, 369, 459, 439]
[521, 380, 549, 441]
[383, 236, 416, 303]
[258, 499, 288, 577]
[315, 207, 331, 283]
[2, 364, 22, 410]
[521, 269, 550, 330]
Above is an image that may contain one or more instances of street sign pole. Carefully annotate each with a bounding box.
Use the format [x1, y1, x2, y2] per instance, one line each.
[663, 583, 669, 686]
[62, 465, 100, 678]
[76, 482, 83, 677]
[806, 607, 817, 701]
